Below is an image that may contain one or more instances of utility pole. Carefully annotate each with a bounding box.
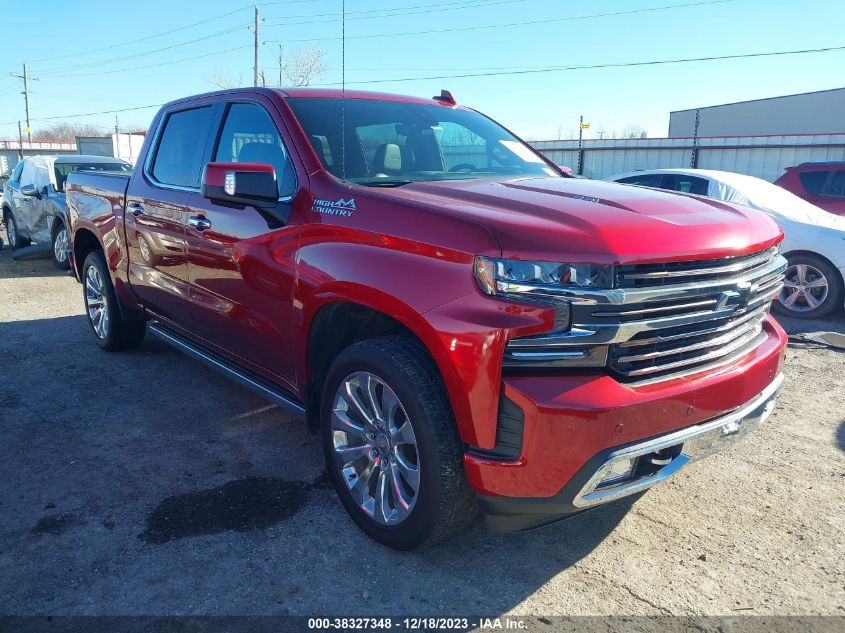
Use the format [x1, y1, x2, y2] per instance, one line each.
[17, 121, 24, 159]
[11, 64, 37, 143]
[253, 5, 261, 87]
[577, 115, 584, 176]
[690, 108, 701, 168]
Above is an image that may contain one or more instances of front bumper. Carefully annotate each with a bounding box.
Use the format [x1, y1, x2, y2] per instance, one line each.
[469, 317, 787, 532]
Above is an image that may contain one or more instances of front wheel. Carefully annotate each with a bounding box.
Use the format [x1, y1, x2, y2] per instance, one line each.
[320, 336, 476, 549]
[51, 221, 70, 269]
[3, 208, 30, 251]
[82, 250, 147, 351]
[774, 254, 843, 319]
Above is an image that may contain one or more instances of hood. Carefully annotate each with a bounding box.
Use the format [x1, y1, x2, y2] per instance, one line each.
[366, 177, 783, 264]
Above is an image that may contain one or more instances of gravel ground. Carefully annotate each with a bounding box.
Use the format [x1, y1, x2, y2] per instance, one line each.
[0, 243, 843, 618]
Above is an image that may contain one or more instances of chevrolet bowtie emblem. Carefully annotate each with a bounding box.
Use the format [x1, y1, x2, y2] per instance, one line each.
[716, 281, 755, 313]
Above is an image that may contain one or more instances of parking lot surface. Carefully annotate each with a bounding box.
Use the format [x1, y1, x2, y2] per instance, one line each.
[0, 247, 843, 616]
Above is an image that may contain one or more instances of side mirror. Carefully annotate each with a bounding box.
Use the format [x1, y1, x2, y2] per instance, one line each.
[201, 162, 278, 209]
[21, 183, 40, 198]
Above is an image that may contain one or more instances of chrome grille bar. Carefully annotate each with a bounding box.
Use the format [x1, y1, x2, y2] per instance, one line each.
[620, 327, 766, 377]
[617, 248, 777, 286]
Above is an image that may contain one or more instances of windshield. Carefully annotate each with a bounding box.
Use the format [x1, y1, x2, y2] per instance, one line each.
[286, 97, 560, 185]
[724, 174, 845, 228]
[53, 161, 132, 192]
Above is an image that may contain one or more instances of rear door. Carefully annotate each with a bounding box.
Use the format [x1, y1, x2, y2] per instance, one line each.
[183, 98, 303, 390]
[125, 104, 216, 326]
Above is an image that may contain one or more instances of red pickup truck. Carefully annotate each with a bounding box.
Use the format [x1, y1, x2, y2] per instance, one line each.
[67, 88, 787, 549]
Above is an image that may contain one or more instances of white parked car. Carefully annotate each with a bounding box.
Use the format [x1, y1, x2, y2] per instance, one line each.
[609, 169, 845, 318]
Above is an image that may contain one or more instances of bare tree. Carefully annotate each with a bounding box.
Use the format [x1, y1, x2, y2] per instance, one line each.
[33, 123, 110, 142]
[205, 71, 245, 89]
[273, 44, 327, 87]
[621, 124, 647, 139]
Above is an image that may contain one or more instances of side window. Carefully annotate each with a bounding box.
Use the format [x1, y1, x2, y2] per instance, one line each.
[617, 174, 665, 188]
[666, 175, 709, 195]
[10, 161, 24, 184]
[214, 102, 295, 198]
[798, 170, 827, 196]
[151, 106, 214, 188]
[824, 170, 845, 197]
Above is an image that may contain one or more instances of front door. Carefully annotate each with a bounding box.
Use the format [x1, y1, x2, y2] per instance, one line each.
[184, 100, 302, 391]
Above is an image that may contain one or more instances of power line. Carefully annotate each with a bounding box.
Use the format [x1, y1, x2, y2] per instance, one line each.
[37, 25, 250, 76]
[263, 0, 529, 26]
[45, 45, 253, 79]
[24, 5, 254, 67]
[311, 44, 845, 86]
[20, 103, 166, 125]
[264, 0, 736, 43]
[13, 43, 842, 128]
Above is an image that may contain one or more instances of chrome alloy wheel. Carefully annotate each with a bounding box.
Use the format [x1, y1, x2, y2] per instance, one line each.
[85, 265, 110, 339]
[331, 371, 420, 526]
[779, 263, 829, 313]
[53, 227, 69, 262]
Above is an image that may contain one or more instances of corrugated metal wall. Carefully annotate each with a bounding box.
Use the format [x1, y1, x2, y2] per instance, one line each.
[0, 140, 79, 176]
[528, 134, 845, 182]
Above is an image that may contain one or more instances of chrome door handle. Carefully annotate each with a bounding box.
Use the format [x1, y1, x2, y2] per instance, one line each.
[127, 203, 145, 217]
[188, 216, 212, 231]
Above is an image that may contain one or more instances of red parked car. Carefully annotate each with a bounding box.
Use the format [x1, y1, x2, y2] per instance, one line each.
[66, 88, 787, 549]
[774, 162, 845, 216]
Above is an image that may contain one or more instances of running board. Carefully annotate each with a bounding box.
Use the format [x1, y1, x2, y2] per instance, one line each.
[148, 323, 306, 418]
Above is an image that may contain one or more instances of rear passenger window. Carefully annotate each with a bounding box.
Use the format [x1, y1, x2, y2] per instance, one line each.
[665, 175, 709, 195]
[825, 171, 845, 197]
[151, 106, 214, 188]
[214, 102, 295, 198]
[798, 171, 827, 196]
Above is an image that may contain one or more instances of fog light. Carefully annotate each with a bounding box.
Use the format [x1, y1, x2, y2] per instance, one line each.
[597, 457, 637, 486]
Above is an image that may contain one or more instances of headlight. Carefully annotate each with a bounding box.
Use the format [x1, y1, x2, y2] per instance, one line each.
[474, 256, 613, 297]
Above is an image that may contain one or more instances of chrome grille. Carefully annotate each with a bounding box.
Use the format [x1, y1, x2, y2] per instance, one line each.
[503, 247, 786, 383]
[604, 249, 784, 381]
[616, 247, 779, 288]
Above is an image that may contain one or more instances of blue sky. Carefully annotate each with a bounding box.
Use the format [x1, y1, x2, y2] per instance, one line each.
[0, 0, 842, 141]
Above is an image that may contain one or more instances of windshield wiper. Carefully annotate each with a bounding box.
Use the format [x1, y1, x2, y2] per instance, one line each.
[359, 180, 413, 187]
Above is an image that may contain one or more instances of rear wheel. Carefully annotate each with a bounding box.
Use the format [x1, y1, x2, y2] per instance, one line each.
[774, 254, 843, 319]
[82, 250, 146, 351]
[51, 221, 70, 269]
[320, 336, 476, 549]
[3, 208, 30, 250]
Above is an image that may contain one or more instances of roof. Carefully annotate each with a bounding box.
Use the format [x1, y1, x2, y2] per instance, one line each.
[24, 154, 129, 164]
[670, 86, 845, 114]
[792, 161, 845, 168]
[609, 167, 769, 189]
[165, 86, 460, 109]
[55, 154, 129, 164]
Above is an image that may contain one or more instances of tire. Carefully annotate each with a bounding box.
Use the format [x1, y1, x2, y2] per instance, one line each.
[774, 253, 843, 319]
[320, 336, 476, 549]
[3, 208, 30, 251]
[51, 220, 71, 269]
[82, 250, 146, 351]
